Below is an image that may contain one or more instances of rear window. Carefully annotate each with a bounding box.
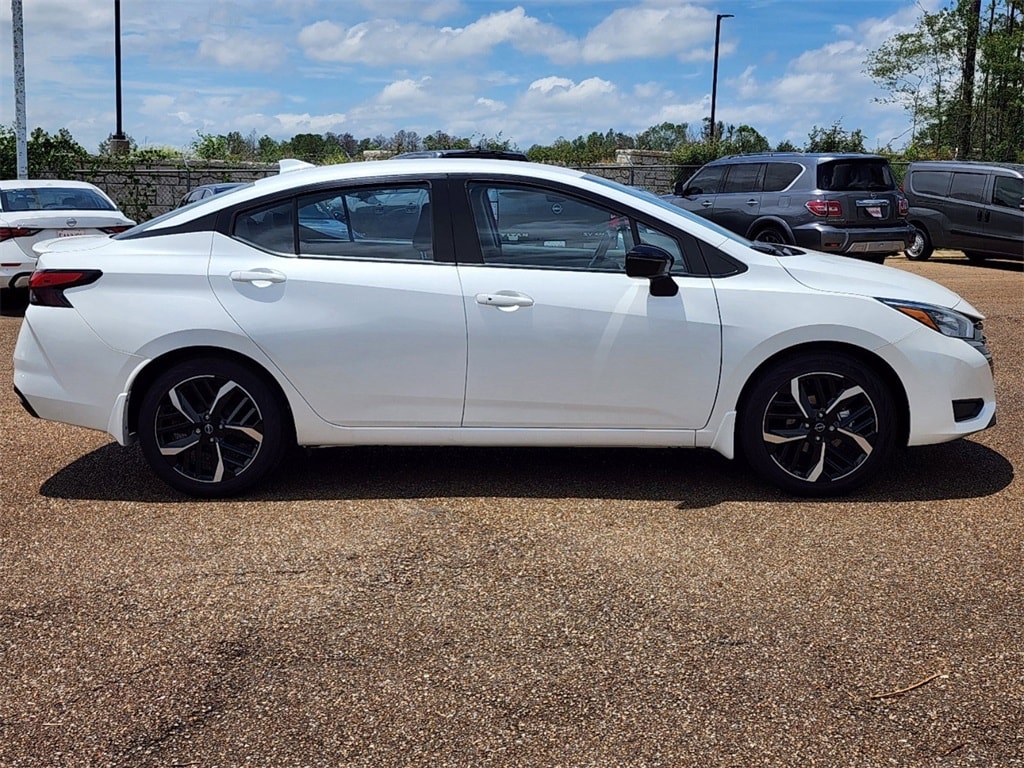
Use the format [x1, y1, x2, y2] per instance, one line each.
[817, 161, 896, 192]
[0, 186, 116, 212]
[949, 172, 987, 203]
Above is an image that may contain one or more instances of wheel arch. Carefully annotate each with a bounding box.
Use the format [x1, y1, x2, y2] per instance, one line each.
[746, 216, 796, 243]
[734, 341, 911, 449]
[125, 345, 297, 444]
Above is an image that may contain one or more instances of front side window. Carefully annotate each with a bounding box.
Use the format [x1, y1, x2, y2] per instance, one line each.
[685, 166, 726, 195]
[992, 176, 1023, 209]
[467, 182, 634, 271]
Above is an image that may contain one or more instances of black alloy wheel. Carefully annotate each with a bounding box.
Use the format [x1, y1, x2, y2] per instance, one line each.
[740, 353, 897, 495]
[139, 358, 287, 497]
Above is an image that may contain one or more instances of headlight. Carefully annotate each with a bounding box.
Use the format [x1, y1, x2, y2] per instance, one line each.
[879, 298, 992, 366]
[878, 298, 976, 339]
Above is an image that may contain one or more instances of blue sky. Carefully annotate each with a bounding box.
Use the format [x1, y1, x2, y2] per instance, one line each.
[1, 0, 940, 156]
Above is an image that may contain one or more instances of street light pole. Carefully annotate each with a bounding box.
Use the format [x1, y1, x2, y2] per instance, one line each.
[709, 13, 733, 144]
[110, 0, 129, 154]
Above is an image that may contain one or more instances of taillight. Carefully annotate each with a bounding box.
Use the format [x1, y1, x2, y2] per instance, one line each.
[0, 226, 42, 242]
[898, 198, 909, 216]
[99, 225, 132, 234]
[29, 269, 102, 308]
[805, 200, 842, 217]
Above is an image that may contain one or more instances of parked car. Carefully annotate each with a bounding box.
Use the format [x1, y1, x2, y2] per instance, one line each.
[14, 159, 995, 498]
[663, 153, 913, 263]
[903, 160, 1023, 262]
[178, 182, 247, 207]
[1, 179, 134, 294]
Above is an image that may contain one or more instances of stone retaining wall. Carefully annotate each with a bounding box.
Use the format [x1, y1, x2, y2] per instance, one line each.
[47, 153, 695, 221]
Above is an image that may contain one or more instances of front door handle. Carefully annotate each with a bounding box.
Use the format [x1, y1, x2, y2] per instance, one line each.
[475, 291, 535, 311]
[230, 269, 287, 287]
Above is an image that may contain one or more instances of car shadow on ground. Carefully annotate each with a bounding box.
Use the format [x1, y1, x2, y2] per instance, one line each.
[926, 255, 1023, 272]
[40, 439, 1013, 507]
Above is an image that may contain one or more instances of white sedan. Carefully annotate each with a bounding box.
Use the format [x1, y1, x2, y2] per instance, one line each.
[13, 158, 996, 497]
[1, 179, 135, 292]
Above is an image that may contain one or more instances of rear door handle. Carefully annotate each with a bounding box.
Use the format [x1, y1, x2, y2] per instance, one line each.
[475, 291, 535, 311]
[230, 269, 287, 287]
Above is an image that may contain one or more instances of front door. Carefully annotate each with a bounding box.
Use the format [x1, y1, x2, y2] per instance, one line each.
[454, 180, 722, 430]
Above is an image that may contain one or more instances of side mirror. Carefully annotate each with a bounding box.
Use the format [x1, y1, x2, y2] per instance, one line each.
[672, 180, 685, 196]
[625, 244, 679, 297]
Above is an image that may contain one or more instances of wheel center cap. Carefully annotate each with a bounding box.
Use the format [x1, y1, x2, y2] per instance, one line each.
[814, 422, 827, 433]
[204, 424, 215, 435]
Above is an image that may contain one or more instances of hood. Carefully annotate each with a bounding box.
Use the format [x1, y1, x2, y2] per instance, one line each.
[32, 234, 115, 256]
[780, 251, 977, 315]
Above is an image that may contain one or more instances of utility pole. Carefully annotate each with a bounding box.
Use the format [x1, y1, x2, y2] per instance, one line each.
[709, 13, 733, 144]
[11, 0, 28, 178]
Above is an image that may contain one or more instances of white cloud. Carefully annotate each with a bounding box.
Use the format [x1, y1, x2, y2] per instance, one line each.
[582, 4, 717, 63]
[197, 35, 288, 71]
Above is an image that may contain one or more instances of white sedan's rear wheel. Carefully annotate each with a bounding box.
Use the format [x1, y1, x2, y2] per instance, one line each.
[139, 358, 286, 497]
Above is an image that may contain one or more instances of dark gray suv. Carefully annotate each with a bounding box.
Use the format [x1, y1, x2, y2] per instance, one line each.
[903, 160, 1023, 263]
[663, 153, 913, 262]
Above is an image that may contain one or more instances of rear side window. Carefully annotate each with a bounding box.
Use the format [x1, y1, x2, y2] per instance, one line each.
[721, 164, 764, 193]
[949, 173, 987, 203]
[763, 163, 802, 192]
[910, 171, 951, 197]
[818, 161, 895, 192]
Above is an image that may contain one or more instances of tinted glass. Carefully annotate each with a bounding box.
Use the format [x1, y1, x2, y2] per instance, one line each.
[234, 201, 295, 253]
[0, 187, 116, 212]
[467, 182, 634, 271]
[721, 164, 764, 194]
[296, 185, 432, 260]
[992, 176, 1023, 209]
[818, 161, 895, 191]
[763, 163, 802, 192]
[686, 166, 726, 195]
[638, 222, 690, 274]
[949, 173, 987, 203]
[910, 170, 951, 197]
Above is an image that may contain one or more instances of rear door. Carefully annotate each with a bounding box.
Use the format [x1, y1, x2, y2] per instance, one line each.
[209, 181, 468, 427]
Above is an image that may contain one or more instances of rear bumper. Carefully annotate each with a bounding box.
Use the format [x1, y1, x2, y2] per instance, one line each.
[794, 223, 914, 256]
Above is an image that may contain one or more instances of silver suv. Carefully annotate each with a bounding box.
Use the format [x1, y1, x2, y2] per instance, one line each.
[663, 153, 913, 263]
[903, 160, 1023, 263]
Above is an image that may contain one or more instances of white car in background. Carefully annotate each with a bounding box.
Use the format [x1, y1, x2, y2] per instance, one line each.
[12, 158, 996, 497]
[1, 179, 134, 293]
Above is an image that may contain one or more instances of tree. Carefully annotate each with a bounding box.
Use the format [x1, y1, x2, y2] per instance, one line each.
[0, 126, 89, 177]
[635, 122, 691, 152]
[805, 121, 867, 153]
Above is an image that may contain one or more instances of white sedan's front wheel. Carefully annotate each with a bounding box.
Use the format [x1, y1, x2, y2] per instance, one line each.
[740, 353, 898, 495]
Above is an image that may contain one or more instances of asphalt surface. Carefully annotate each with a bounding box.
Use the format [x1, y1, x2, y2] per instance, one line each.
[1, 253, 1021, 767]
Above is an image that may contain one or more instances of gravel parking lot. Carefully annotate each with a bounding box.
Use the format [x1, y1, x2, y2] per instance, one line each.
[1, 253, 1021, 767]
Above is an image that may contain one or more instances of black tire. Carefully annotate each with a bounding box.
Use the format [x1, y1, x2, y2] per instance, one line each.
[753, 226, 788, 245]
[138, 357, 288, 497]
[905, 225, 933, 261]
[739, 352, 898, 496]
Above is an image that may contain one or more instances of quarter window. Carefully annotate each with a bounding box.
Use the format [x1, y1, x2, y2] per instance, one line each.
[911, 170, 951, 197]
[763, 163, 802, 192]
